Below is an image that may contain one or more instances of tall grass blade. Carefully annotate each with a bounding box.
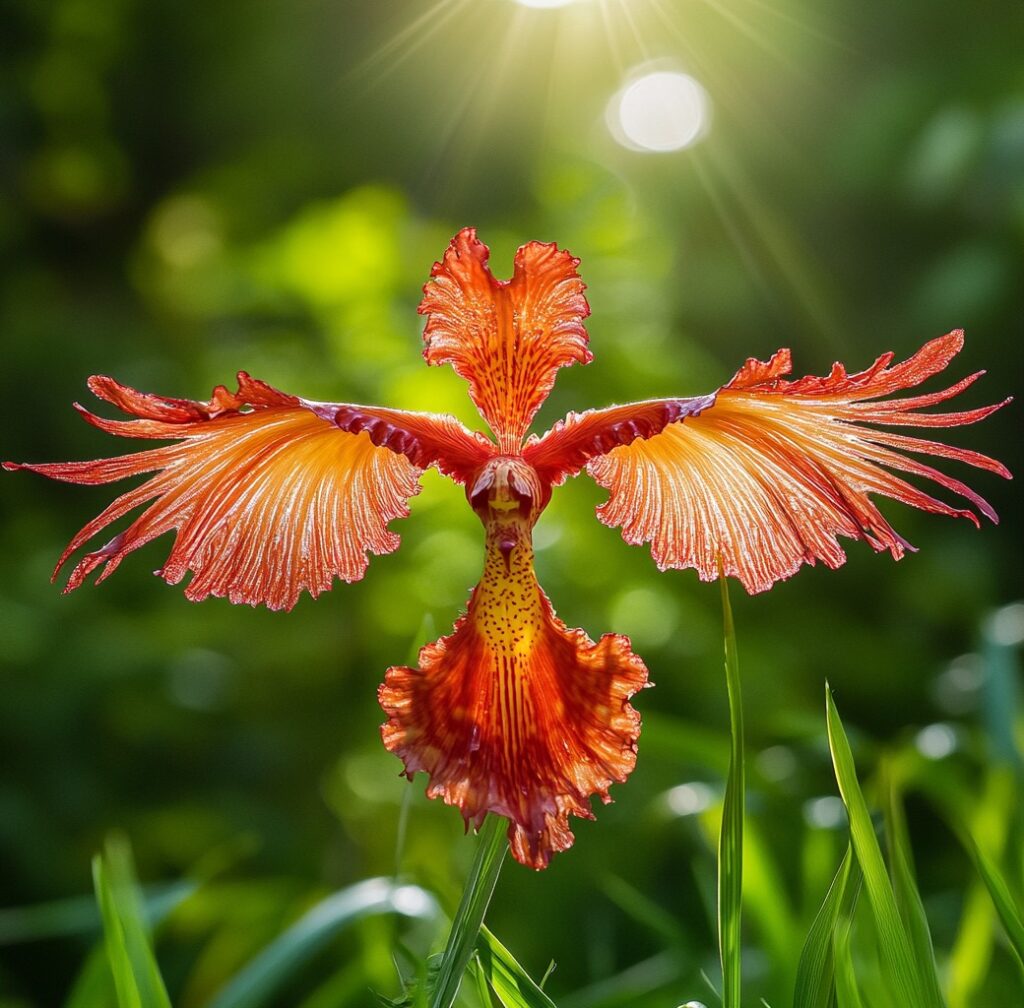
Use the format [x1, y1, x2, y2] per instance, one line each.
[830, 852, 864, 1008]
[208, 878, 437, 1008]
[718, 571, 744, 1008]
[882, 780, 944, 1004]
[793, 844, 853, 1008]
[601, 874, 688, 952]
[958, 830, 1024, 972]
[92, 836, 172, 1008]
[0, 882, 192, 946]
[824, 688, 930, 1007]
[475, 926, 558, 1008]
[472, 953, 495, 1007]
[430, 814, 509, 1008]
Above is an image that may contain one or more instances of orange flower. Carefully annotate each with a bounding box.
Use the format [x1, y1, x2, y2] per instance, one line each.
[6, 228, 1010, 868]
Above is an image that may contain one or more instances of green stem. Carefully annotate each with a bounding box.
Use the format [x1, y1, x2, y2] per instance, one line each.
[718, 572, 744, 1008]
[430, 815, 508, 1008]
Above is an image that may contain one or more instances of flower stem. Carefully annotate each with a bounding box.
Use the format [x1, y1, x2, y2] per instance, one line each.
[718, 569, 744, 1008]
[429, 814, 508, 1008]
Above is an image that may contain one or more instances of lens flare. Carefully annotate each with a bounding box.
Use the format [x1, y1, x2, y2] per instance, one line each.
[609, 70, 710, 152]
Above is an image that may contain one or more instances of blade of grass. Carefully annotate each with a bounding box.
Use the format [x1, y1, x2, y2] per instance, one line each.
[831, 856, 864, 1008]
[932, 765, 1019, 1004]
[472, 953, 495, 1007]
[793, 844, 853, 1008]
[0, 881, 193, 946]
[601, 875, 689, 953]
[476, 926, 557, 1008]
[881, 776, 944, 1004]
[208, 878, 438, 1008]
[92, 836, 172, 1008]
[430, 814, 509, 1008]
[718, 570, 744, 1008]
[824, 688, 929, 1007]
[956, 829, 1024, 972]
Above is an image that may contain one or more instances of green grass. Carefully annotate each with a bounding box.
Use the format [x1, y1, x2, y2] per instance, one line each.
[718, 571, 744, 1008]
[4, 607, 1021, 1007]
[91, 836, 172, 1008]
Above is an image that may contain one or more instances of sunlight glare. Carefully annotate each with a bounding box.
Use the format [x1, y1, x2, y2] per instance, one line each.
[610, 70, 710, 152]
[511, 0, 577, 8]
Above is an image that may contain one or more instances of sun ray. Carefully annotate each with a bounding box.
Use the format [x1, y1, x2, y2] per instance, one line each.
[344, 0, 474, 89]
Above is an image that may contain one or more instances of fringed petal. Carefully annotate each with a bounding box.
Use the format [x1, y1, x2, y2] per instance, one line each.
[4, 375, 489, 610]
[586, 331, 1011, 594]
[419, 228, 591, 453]
[522, 395, 717, 486]
[379, 539, 648, 869]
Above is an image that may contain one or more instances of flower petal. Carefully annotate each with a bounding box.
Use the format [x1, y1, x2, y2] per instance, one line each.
[379, 557, 648, 869]
[304, 402, 494, 482]
[584, 331, 1011, 594]
[522, 396, 717, 486]
[4, 375, 484, 610]
[419, 228, 591, 453]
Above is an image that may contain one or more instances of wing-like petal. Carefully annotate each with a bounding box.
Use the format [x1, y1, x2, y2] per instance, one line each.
[419, 227, 591, 453]
[523, 396, 717, 486]
[5, 374, 488, 610]
[305, 402, 494, 483]
[584, 331, 1011, 594]
[379, 517, 648, 869]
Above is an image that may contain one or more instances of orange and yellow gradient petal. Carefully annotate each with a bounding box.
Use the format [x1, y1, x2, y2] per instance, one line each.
[585, 331, 1011, 594]
[4, 374, 489, 611]
[419, 227, 591, 453]
[380, 457, 649, 869]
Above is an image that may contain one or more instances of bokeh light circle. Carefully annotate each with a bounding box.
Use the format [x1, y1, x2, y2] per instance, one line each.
[609, 70, 710, 152]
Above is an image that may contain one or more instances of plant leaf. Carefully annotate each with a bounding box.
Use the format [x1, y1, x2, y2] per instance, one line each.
[92, 836, 172, 1008]
[793, 844, 853, 1008]
[208, 877, 437, 1008]
[957, 829, 1024, 972]
[476, 926, 557, 1008]
[831, 855, 864, 1008]
[882, 778, 945, 1004]
[429, 815, 509, 1008]
[824, 688, 929, 1007]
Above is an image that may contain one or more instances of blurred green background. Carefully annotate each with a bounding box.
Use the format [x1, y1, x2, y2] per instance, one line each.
[1, 0, 1021, 1005]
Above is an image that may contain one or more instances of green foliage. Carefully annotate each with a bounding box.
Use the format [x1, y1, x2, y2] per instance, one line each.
[91, 837, 172, 1008]
[794, 844, 854, 1008]
[475, 927, 558, 1008]
[882, 779, 945, 1004]
[956, 829, 1024, 973]
[825, 689, 937, 1007]
[717, 572, 744, 1008]
[207, 878, 438, 1008]
[429, 816, 509, 1008]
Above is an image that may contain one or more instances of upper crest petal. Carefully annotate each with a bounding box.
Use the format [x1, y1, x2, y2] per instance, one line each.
[419, 227, 591, 453]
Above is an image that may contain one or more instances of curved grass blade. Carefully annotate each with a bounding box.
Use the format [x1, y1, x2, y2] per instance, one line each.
[0, 881, 192, 947]
[718, 570, 744, 1008]
[957, 830, 1024, 972]
[92, 836, 172, 1008]
[882, 779, 944, 1004]
[475, 926, 557, 1008]
[793, 844, 853, 1008]
[207, 878, 438, 1008]
[824, 688, 930, 1007]
[601, 875, 689, 953]
[429, 814, 509, 1008]
[827, 852, 864, 1008]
